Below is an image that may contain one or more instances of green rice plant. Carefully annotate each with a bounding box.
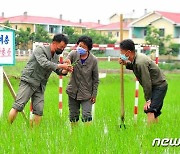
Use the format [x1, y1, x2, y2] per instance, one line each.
[1, 67, 179, 153]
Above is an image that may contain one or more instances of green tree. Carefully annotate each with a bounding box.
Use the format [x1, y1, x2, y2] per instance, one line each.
[145, 26, 172, 54]
[3, 22, 51, 49]
[3, 20, 12, 29]
[63, 26, 74, 36]
[63, 26, 116, 44]
[3, 20, 32, 49]
[169, 43, 180, 56]
[83, 30, 116, 44]
[63, 26, 80, 43]
[15, 27, 32, 50]
[16, 25, 51, 49]
[33, 25, 51, 42]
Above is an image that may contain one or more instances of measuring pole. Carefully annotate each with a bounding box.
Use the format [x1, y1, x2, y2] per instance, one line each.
[119, 14, 125, 128]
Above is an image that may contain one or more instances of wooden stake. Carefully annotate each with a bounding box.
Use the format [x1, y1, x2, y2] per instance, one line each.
[120, 14, 126, 128]
[3, 71, 28, 122]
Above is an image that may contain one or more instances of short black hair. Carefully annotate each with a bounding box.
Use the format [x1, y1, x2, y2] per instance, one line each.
[120, 39, 135, 51]
[53, 34, 68, 44]
[77, 35, 93, 50]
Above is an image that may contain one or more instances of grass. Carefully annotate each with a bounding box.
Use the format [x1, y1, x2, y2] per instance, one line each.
[99, 61, 180, 71]
[3, 61, 180, 76]
[4, 61, 121, 73]
[98, 61, 120, 69]
[158, 62, 180, 70]
[0, 62, 180, 153]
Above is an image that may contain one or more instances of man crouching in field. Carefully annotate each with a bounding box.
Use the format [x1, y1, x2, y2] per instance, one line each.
[8, 34, 73, 126]
[119, 39, 168, 124]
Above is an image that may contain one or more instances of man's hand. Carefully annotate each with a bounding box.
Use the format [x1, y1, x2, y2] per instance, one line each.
[119, 58, 127, 65]
[66, 65, 73, 73]
[63, 59, 73, 73]
[58, 63, 73, 72]
[144, 100, 151, 111]
[90, 97, 96, 104]
[58, 63, 69, 70]
[64, 59, 71, 65]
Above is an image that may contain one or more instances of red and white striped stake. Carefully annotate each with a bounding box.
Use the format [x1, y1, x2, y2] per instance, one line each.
[92, 103, 95, 120]
[134, 78, 139, 121]
[30, 101, 33, 121]
[59, 54, 63, 116]
[134, 45, 141, 121]
[155, 47, 159, 65]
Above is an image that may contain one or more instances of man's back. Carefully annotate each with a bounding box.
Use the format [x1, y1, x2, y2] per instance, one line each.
[133, 53, 166, 88]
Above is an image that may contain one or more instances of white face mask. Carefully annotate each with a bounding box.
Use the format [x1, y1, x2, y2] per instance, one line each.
[120, 51, 129, 61]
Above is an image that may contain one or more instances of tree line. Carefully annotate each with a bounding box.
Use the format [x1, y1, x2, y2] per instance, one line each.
[3, 21, 116, 50]
[3, 20, 179, 55]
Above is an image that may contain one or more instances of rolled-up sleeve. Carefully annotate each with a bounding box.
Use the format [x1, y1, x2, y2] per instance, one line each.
[34, 46, 58, 71]
[66, 50, 75, 62]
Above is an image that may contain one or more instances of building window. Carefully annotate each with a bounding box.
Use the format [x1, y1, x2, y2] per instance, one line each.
[15, 25, 18, 29]
[144, 28, 147, 37]
[174, 27, 180, 38]
[133, 27, 145, 38]
[159, 28, 165, 37]
[116, 32, 119, 37]
[49, 27, 54, 33]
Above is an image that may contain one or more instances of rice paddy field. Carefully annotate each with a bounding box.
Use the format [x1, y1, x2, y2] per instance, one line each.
[0, 61, 179, 154]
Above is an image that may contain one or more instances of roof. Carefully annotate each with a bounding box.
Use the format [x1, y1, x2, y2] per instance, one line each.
[0, 15, 86, 27]
[130, 11, 180, 26]
[78, 22, 104, 29]
[94, 21, 130, 31]
[156, 11, 180, 23]
[109, 12, 140, 20]
[0, 17, 6, 22]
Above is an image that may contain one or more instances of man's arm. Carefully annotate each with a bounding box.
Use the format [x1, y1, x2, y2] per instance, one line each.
[34, 46, 69, 71]
[91, 60, 99, 102]
[64, 50, 75, 64]
[34, 46, 58, 71]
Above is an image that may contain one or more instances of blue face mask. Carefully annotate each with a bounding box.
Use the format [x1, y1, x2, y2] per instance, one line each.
[77, 46, 87, 55]
[120, 51, 129, 61]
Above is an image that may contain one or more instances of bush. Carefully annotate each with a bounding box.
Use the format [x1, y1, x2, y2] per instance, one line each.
[159, 62, 180, 70]
[169, 43, 180, 56]
[91, 50, 105, 56]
